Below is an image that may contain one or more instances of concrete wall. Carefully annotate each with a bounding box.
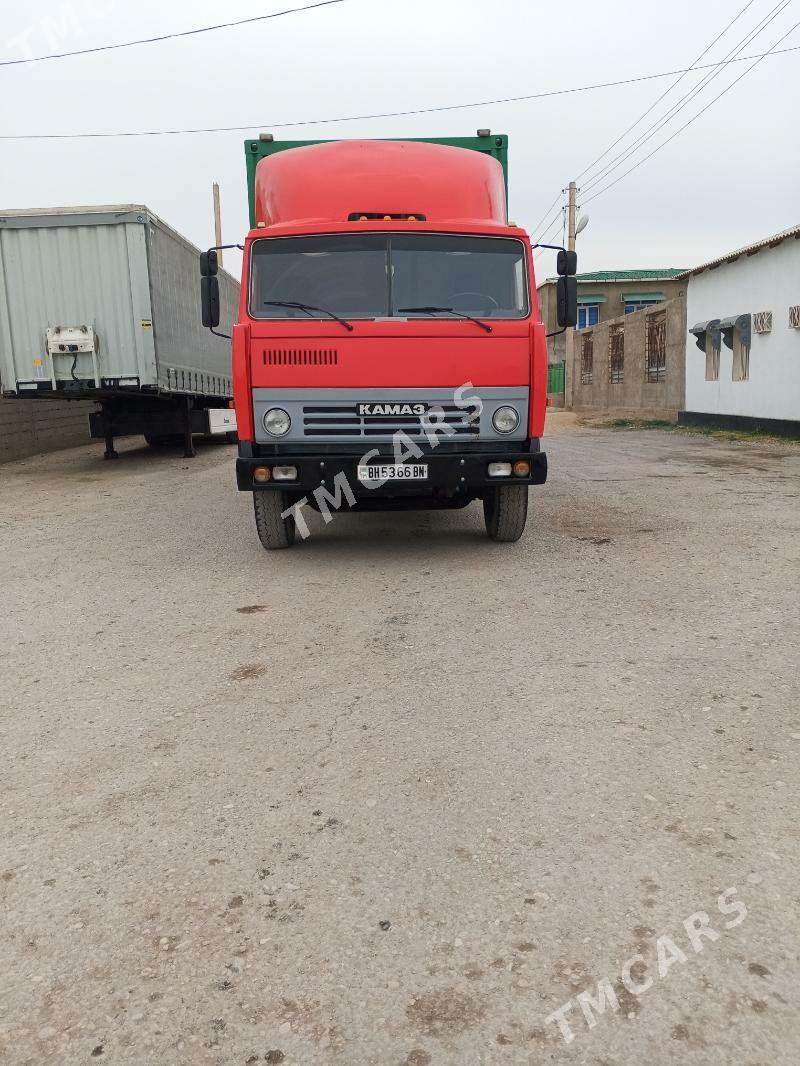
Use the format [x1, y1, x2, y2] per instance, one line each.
[539, 277, 686, 364]
[0, 396, 94, 464]
[684, 237, 800, 421]
[567, 297, 686, 420]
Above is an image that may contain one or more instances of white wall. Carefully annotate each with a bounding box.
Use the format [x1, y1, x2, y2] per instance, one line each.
[684, 236, 800, 421]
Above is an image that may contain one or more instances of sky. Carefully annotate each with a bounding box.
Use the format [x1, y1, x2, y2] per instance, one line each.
[1, 0, 798, 280]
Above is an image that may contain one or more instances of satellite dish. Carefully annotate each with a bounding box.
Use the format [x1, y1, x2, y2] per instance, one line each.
[575, 214, 590, 236]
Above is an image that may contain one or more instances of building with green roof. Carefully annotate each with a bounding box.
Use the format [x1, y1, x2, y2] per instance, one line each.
[538, 268, 687, 364]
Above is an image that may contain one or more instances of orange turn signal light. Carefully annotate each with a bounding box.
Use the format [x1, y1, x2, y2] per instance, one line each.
[253, 466, 271, 483]
[513, 461, 531, 478]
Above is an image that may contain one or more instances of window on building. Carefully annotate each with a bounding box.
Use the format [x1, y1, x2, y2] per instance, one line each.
[705, 333, 720, 381]
[577, 304, 600, 330]
[580, 333, 594, 385]
[608, 324, 624, 384]
[645, 310, 667, 383]
[623, 293, 666, 314]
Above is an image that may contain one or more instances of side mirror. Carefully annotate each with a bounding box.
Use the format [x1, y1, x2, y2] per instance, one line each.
[200, 249, 219, 277]
[557, 249, 577, 276]
[201, 275, 220, 328]
[557, 275, 577, 328]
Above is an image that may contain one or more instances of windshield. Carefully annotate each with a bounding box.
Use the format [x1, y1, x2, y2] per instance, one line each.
[249, 234, 529, 320]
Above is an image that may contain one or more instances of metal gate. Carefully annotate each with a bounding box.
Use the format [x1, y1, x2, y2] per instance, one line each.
[608, 324, 625, 384]
[645, 311, 667, 382]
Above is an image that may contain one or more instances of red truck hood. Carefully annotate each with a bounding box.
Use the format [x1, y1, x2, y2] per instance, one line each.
[247, 321, 532, 389]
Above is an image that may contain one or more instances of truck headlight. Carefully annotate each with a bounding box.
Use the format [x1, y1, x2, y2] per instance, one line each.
[492, 405, 520, 434]
[264, 408, 291, 436]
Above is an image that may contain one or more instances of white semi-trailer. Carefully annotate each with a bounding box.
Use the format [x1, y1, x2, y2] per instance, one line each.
[0, 205, 238, 458]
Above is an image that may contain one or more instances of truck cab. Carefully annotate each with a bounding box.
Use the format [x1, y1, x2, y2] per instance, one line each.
[201, 133, 576, 548]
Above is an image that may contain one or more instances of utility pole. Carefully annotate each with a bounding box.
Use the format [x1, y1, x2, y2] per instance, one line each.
[564, 180, 578, 409]
[212, 182, 223, 268]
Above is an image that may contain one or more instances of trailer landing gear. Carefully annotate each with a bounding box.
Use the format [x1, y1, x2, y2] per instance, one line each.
[101, 405, 118, 460]
[182, 397, 196, 459]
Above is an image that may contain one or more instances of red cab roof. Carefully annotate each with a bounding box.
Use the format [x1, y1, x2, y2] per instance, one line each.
[254, 140, 508, 230]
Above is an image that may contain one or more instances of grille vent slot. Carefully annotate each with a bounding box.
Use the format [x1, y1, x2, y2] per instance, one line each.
[301, 404, 479, 438]
[265, 348, 338, 367]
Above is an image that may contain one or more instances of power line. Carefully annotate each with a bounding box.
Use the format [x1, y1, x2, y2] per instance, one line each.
[533, 215, 565, 259]
[575, 0, 758, 183]
[582, 17, 800, 206]
[529, 192, 564, 241]
[584, 2, 797, 199]
[0, 0, 346, 68]
[581, 0, 794, 194]
[534, 206, 564, 244]
[532, 195, 566, 243]
[0, 44, 797, 140]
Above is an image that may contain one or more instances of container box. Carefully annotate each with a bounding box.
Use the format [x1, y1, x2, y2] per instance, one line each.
[0, 205, 238, 400]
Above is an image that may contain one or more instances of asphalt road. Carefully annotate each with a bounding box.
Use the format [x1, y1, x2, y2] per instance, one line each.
[1, 413, 798, 1066]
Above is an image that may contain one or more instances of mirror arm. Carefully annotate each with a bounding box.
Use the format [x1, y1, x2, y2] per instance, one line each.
[546, 326, 567, 338]
[210, 327, 232, 340]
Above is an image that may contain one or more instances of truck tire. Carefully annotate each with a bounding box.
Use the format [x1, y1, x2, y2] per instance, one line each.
[253, 489, 296, 550]
[483, 484, 529, 542]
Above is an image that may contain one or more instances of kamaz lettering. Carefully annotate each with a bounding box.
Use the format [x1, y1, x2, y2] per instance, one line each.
[357, 403, 429, 417]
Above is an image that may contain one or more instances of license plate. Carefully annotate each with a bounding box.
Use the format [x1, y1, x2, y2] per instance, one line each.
[357, 463, 428, 482]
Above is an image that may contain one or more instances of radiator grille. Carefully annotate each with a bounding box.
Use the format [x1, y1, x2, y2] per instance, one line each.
[301, 403, 479, 439]
[264, 348, 338, 367]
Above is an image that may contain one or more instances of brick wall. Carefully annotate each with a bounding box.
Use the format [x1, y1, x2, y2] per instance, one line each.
[0, 396, 95, 464]
[566, 297, 686, 421]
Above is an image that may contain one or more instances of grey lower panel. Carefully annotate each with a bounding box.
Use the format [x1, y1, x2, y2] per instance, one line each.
[253, 387, 529, 444]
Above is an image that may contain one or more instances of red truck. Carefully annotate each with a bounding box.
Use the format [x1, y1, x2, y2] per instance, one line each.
[200, 132, 577, 548]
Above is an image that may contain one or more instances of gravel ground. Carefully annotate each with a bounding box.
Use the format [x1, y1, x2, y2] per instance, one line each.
[1, 413, 798, 1066]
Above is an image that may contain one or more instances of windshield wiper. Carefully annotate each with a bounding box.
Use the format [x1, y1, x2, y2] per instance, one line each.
[397, 306, 492, 333]
[263, 300, 354, 332]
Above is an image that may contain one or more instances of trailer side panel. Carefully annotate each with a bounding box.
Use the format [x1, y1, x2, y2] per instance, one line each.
[147, 214, 237, 397]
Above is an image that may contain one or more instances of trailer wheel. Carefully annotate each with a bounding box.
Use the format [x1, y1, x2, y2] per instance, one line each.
[483, 485, 529, 543]
[253, 490, 296, 550]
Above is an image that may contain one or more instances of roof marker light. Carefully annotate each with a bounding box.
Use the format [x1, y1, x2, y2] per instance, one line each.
[347, 212, 427, 222]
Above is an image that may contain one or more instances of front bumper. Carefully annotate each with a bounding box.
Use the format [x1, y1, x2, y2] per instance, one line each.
[236, 443, 547, 495]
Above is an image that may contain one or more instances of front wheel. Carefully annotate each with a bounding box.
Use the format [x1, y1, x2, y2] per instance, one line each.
[483, 485, 529, 542]
[253, 490, 296, 550]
